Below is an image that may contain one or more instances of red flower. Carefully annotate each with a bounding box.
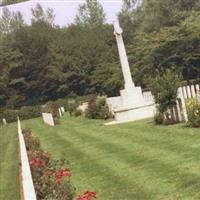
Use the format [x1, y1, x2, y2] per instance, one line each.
[29, 157, 44, 168]
[77, 191, 97, 200]
[55, 169, 71, 183]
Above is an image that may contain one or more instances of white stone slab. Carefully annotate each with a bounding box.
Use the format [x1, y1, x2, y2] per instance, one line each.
[42, 113, 54, 126]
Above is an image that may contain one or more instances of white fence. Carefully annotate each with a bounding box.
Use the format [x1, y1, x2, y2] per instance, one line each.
[172, 84, 200, 122]
[18, 118, 36, 200]
[107, 83, 199, 123]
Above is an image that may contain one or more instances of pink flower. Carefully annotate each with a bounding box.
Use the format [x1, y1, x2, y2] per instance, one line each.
[55, 169, 71, 183]
[29, 157, 44, 168]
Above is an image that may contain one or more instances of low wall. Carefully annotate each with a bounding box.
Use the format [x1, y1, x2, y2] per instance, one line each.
[18, 118, 36, 200]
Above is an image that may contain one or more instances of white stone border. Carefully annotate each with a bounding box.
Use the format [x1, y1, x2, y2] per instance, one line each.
[18, 118, 36, 200]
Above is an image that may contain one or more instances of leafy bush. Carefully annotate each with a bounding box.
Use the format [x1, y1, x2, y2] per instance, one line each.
[54, 98, 69, 111]
[1, 109, 18, 123]
[148, 70, 181, 124]
[18, 106, 41, 120]
[0, 106, 41, 124]
[186, 99, 200, 127]
[22, 129, 75, 200]
[68, 97, 86, 117]
[85, 95, 111, 119]
[74, 109, 82, 117]
[68, 101, 79, 116]
[154, 112, 164, 125]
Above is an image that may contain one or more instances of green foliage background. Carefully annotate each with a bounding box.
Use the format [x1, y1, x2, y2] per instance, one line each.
[0, 0, 199, 109]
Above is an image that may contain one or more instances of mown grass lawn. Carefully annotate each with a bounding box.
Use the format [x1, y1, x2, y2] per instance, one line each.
[0, 123, 20, 200]
[20, 114, 200, 200]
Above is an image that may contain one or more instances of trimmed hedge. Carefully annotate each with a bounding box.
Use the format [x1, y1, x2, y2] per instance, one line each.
[0, 105, 41, 124]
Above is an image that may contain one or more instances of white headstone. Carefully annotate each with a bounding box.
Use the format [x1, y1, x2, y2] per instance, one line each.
[191, 85, 196, 98]
[2, 118, 7, 125]
[58, 108, 62, 117]
[42, 113, 54, 126]
[61, 107, 65, 113]
[197, 90, 200, 103]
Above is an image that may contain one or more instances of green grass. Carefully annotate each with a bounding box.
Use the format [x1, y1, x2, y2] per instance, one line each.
[1, 115, 199, 199]
[0, 123, 20, 200]
[20, 114, 200, 200]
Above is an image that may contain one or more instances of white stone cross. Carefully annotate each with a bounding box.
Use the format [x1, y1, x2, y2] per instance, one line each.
[113, 20, 135, 90]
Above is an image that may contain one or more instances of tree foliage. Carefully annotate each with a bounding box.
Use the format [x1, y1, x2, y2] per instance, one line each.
[75, 0, 106, 27]
[0, 1, 199, 109]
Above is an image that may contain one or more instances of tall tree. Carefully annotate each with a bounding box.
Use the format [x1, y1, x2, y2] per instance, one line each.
[0, 7, 25, 33]
[75, 0, 106, 27]
[118, 0, 140, 42]
[137, 0, 200, 33]
[0, 7, 12, 33]
[31, 3, 55, 26]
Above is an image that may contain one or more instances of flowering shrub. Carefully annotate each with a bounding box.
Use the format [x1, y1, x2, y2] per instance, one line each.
[77, 191, 97, 200]
[186, 98, 200, 127]
[22, 128, 97, 199]
[55, 169, 71, 183]
[30, 156, 44, 168]
[22, 129, 74, 200]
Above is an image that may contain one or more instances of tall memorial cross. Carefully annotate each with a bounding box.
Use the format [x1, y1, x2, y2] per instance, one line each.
[113, 21, 144, 107]
[104, 21, 156, 125]
[113, 21, 135, 90]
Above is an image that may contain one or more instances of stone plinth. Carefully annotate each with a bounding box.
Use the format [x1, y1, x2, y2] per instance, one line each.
[120, 86, 145, 107]
[105, 103, 155, 125]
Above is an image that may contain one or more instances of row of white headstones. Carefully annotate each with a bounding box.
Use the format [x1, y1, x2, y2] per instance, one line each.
[2, 106, 65, 126]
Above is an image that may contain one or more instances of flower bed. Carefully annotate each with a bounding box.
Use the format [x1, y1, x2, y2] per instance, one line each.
[22, 128, 96, 200]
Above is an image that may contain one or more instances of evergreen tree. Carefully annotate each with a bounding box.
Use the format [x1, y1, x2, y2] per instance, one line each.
[75, 0, 106, 27]
[31, 3, 55, 26]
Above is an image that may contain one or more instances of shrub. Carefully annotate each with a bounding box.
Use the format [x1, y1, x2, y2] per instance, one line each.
[1, 109, 18, 123]
[148, 70, 181, 124]
[0, 106, 41, 124]
[186, 99, 200, 127]
[74, 109, 82, 117]
[68, 101, 79, 116]
[154, 112, 164, 125]
[54, 98, 69, 111]
[85, 95, 111, 119]
[18, 106, 41, 120]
